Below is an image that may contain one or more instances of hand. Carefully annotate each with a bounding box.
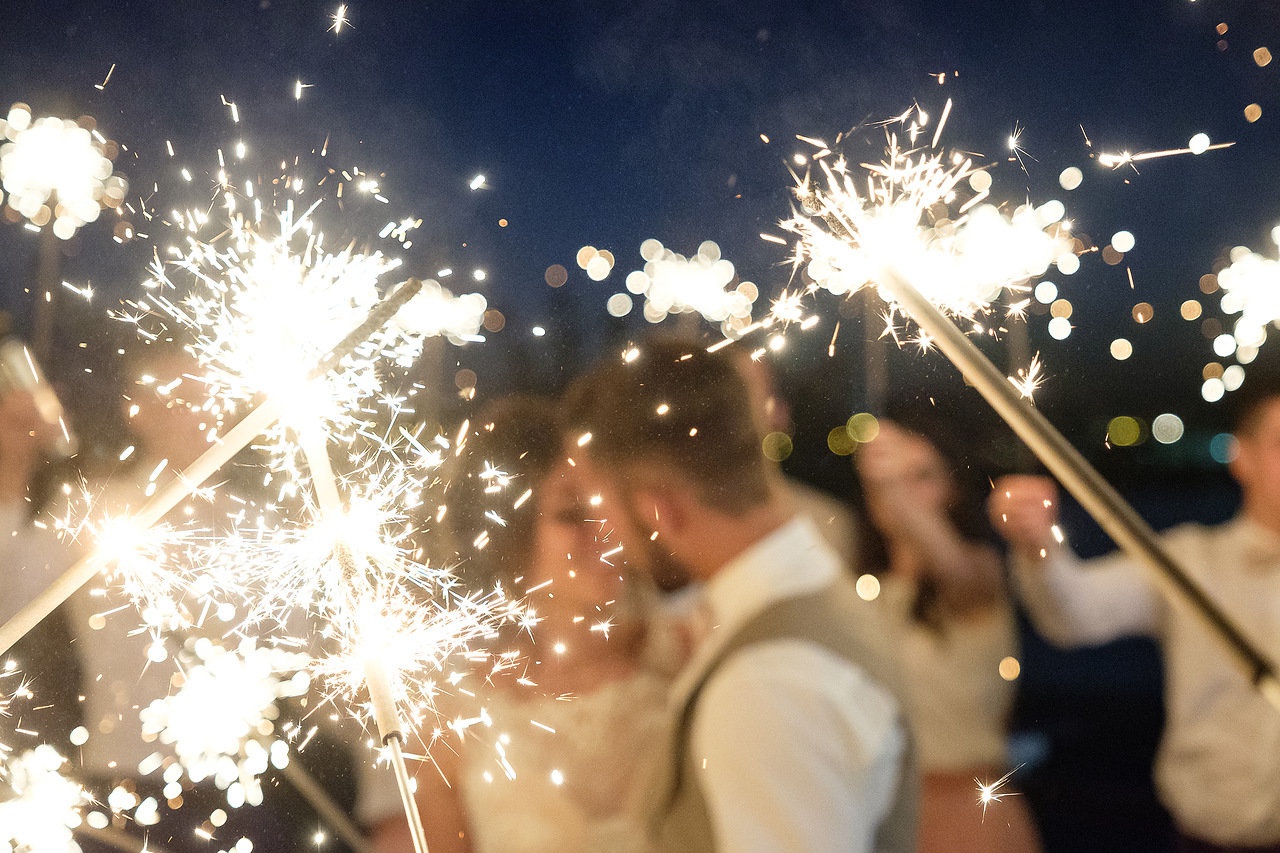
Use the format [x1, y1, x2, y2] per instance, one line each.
[0, 389, 50, 502]
[856, 421, 951, 539]
[988, 474, 1060, 559]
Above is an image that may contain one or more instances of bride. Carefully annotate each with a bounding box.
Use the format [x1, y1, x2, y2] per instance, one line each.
[369, 395, 679, 853]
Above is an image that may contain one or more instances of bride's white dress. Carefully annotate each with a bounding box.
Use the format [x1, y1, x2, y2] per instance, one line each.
[459, 669, 669, 853]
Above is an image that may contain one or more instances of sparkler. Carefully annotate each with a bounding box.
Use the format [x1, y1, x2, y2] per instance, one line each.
[1096, 135, 1234, 170]
[787, 106, 1280, 710]
[621, 239, 758, 334]
[0, 103, 128, 240]
[0, 745, 91, 852]
[138, 639, 308, 808]
[1214, 228, 1280, 360]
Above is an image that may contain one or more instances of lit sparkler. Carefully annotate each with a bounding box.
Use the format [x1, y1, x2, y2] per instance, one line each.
[0, 745, 91, 852]
[1097, 133, 1234, 170]
[784, 109, 1072, 329]
[0, 103, 128, 240]
[138, 639, 308, 809]
[1215, 228, 1280, 357]
[620, 238, 758, 333]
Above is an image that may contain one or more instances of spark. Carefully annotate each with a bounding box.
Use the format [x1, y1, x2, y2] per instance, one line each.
[1007, 120, 1035, 174]
[1008, 352, 1046, 401]
[0, 104, 129, 239]
[976, 765, 1024, 821]
[0, 746, 92, 852]
[138, 639, 309, 808]
[94, 62, 117, 91]
[1214, 227, 1280, 358]
[626, 238, 757, 333]
[328, 4, 351, 33]
[1097, 141, 1235, 170]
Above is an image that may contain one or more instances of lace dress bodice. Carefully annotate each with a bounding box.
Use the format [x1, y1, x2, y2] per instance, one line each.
[459, 669, 668, 853]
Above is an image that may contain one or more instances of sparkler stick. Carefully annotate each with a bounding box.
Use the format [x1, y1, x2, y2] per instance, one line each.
[876, 266, 1280, 711]
[297, 431, 431, 853]
[0, 278, 426, 657]
[278, 760, 373, 853]
[76, 824, 176, 853]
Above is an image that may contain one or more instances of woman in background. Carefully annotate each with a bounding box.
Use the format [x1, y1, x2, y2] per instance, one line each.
[856, 418, 1041, 853]
[369, 395, 675, 853]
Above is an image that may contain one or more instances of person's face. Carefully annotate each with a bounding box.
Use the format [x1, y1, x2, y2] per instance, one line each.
[529, 459, 622, 606]
[125, 356, 212, 466]
[858, 426, 955, 534]
[569, 453, 692, 593]
[1231, 398, 1280, 523]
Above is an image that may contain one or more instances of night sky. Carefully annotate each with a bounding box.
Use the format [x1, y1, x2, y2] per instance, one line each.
[2, 0, 1279, 478]
[3, 3, 1280, 848]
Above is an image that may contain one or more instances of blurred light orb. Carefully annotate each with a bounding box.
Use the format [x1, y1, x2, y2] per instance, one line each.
[1223, 364, 1246, 392]
[855, 574, 881, 602]
[585, 254, 613, 281]
[762, 431, 793, 462]
[1058, 166, 1083, 191]
[846, 412, 880, 443]
[1213, 333, 1237, 358]
[1202, 377, 1226, 403]
[1034, 281, 1058, 304]
[1107, 416, 1143, 447]
[1152, 413, 1185, 444]
[1209, 432, 1237, 464]
[605, 293, 633, 318]
[1189, 133, 1211, 155]
[1111, 230, 1136, 253]
[998, 656, 1021, 681]
[827, 426, 857, 456]
[1110, 338, 1133, 361]
[1047, 316, 1072, 340]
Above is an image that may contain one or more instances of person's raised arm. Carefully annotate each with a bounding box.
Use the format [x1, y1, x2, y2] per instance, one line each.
[989, 474, 1159, 645]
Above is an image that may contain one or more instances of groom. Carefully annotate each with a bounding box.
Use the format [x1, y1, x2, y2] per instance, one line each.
[565, 338, 917, 852]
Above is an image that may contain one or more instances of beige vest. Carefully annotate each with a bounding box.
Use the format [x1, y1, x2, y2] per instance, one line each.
[650, 579, 919, 852]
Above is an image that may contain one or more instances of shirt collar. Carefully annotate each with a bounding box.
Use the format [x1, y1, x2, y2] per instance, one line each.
[1229, 514, 1280, 569]
[700, 514, 841, 644]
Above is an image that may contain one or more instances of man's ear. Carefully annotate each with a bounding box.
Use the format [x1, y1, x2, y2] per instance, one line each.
[630, 473, 697, 544]
[1228, 433, 1253, 490]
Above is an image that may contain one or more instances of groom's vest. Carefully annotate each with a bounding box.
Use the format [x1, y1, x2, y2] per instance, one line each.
[651, 579, 919, 852]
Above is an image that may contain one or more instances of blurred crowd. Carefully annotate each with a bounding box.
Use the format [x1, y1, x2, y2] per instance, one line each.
[2, 333, 1279, 853]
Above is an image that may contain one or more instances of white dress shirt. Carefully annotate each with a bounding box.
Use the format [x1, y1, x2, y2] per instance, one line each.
[1013, 515, 1280, 846]
[672, 516, 906, 853]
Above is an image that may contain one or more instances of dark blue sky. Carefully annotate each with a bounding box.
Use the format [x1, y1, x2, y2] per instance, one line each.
[2, 0, 1279, 470]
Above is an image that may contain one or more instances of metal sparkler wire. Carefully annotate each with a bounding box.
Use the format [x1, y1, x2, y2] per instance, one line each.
[0, 278, 426, 658]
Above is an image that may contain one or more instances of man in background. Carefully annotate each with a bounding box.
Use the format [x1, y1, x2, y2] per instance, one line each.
[990, 382, 1280, 852]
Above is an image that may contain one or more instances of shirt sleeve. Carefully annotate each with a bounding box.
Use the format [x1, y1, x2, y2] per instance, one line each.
[1012, 543, 1161, 646]
[687, 640, 905, 853]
